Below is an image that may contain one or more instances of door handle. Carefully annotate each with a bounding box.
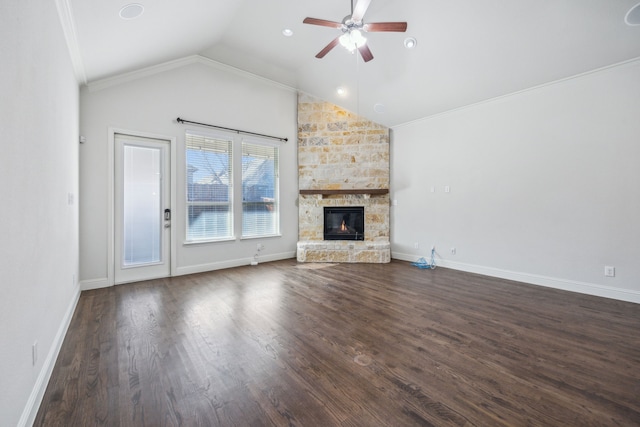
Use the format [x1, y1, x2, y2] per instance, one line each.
[164, 208, 171, 221]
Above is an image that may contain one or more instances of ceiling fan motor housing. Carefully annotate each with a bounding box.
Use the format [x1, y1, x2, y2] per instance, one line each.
[342, 15, 364, 33]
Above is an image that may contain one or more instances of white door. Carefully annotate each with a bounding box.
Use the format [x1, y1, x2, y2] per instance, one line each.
[114, 134, 171, 284]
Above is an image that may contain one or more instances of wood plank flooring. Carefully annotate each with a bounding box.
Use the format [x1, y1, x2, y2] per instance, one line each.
[35, 260, 640, 426]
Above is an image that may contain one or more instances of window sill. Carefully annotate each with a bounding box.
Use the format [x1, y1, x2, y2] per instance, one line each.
[183, 236, 237, 246]
[241, 234, 282, 240]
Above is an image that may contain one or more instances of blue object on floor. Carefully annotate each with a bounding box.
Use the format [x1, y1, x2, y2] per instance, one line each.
[411, 248, 436, 269]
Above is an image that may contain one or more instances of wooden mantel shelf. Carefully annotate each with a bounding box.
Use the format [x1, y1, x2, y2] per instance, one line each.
[299, 189, 389, 195]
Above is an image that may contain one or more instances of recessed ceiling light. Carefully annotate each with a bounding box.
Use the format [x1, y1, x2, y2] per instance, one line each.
[373, 103, 386, 114]
[625, 2, 640, 26]
[282, 28, 293, 37]
[119, 3, 144, 20]
[337, 87, 346, 96]
[404, 37, 417, 49]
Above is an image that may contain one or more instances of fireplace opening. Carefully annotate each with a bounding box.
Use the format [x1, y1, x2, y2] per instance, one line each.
[324, 206, 364, 240]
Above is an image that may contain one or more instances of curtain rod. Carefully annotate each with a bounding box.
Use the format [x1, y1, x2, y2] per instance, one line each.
[176, 117, 288, 142]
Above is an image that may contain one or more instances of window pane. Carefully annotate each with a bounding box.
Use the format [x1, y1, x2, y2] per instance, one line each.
[242, 141, 279, 237]
[186, 132, 233, 240]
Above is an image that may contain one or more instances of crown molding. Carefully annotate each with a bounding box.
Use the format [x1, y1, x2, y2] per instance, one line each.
[54, 0, 87, 84]
[86, 55, 297, 93]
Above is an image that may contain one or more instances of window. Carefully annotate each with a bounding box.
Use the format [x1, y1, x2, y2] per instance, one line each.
[242, 140, 279, 237]
[185, 131, 233, 241]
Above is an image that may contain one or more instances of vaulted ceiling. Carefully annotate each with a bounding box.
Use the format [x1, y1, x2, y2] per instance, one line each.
[65, 0, 640, 127]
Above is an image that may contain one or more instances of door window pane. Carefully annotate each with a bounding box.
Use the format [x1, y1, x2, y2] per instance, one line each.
[123, 145, 162, 265]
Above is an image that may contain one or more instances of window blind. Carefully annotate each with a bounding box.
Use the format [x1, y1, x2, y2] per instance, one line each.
[241, 141, 279, 238]
[185, 132, 233, 241]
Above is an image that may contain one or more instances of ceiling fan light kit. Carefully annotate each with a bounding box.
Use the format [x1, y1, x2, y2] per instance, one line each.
[303, 0, 407, 62]
[339, 29, 367, 52]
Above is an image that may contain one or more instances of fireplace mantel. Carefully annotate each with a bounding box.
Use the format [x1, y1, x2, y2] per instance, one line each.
[299, 189, 389, 196]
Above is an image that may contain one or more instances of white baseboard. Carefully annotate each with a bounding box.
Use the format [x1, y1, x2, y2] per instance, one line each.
[174, 251, 296, 276]
[19, 287, 81, 427]
[80, 252, 297, 290]
[80, 277, 111, 291]
[392, 252, 640, 304]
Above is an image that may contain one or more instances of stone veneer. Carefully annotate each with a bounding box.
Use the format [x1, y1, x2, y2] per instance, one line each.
[297, 92, 390, 263]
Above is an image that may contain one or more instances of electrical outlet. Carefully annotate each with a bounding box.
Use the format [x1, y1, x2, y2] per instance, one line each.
[257, 243, 264, 251]
[414, 242, 419, 249]
[604, 266, 615, 277]
[32, 341, 38, 366]
[451, 247, 456, 255]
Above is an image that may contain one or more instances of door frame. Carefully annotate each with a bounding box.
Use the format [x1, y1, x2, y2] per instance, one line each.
[107, 127, 177, 286]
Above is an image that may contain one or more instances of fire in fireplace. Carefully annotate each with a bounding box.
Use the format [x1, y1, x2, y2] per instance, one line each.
[324, 206, 364, 240]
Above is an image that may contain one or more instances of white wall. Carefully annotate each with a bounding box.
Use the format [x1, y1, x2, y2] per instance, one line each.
[0, 1, 80, 425]
[391, 60, 640, 303]
[80, 59, 298, 287]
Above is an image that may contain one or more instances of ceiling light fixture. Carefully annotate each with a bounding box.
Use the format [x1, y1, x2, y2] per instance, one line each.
[337, 87, 346, 96]
[282, 28, 293, 37]
[119, 3, 144, 20]
[404, 37, 417, 49]
[625, 2, 640, 26]
[339, 29, 367, 52]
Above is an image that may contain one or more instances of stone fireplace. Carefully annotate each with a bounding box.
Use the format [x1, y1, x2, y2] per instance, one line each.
[297, 92, 390, 263]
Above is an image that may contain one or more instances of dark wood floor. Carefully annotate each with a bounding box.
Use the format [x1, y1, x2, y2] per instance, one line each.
[35, 259, 640, 426]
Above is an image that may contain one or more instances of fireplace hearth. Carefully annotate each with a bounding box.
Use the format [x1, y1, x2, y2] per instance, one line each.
[324, 206, 364, 241]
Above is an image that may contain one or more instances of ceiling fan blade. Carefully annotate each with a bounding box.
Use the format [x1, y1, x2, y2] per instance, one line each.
[363, 22, 408, 32]
[303, 17, 343, 29]
[351, 0, 372, 22]
[358, 44, 374, 62]
[316, 36, 341, 59]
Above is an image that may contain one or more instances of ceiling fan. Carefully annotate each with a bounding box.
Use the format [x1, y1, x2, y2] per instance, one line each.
[303, 0, 407, 62]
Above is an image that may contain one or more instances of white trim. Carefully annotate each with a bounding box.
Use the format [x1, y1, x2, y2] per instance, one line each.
[107, 130, 115, 287]
[80, 277, 110, 291]
[391, 252, 640, 304]
[392, 56, 640, 130]
[240, 234, 283, 241]
[18, 287, 81, 427]
[86, 55, 297, 93]
[183, 237, 238, 246]
[169, 131, 178, 278]
[174, 252, 295, 276]
[108, 128, 177, 286]
[54, 0, 87, 84]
